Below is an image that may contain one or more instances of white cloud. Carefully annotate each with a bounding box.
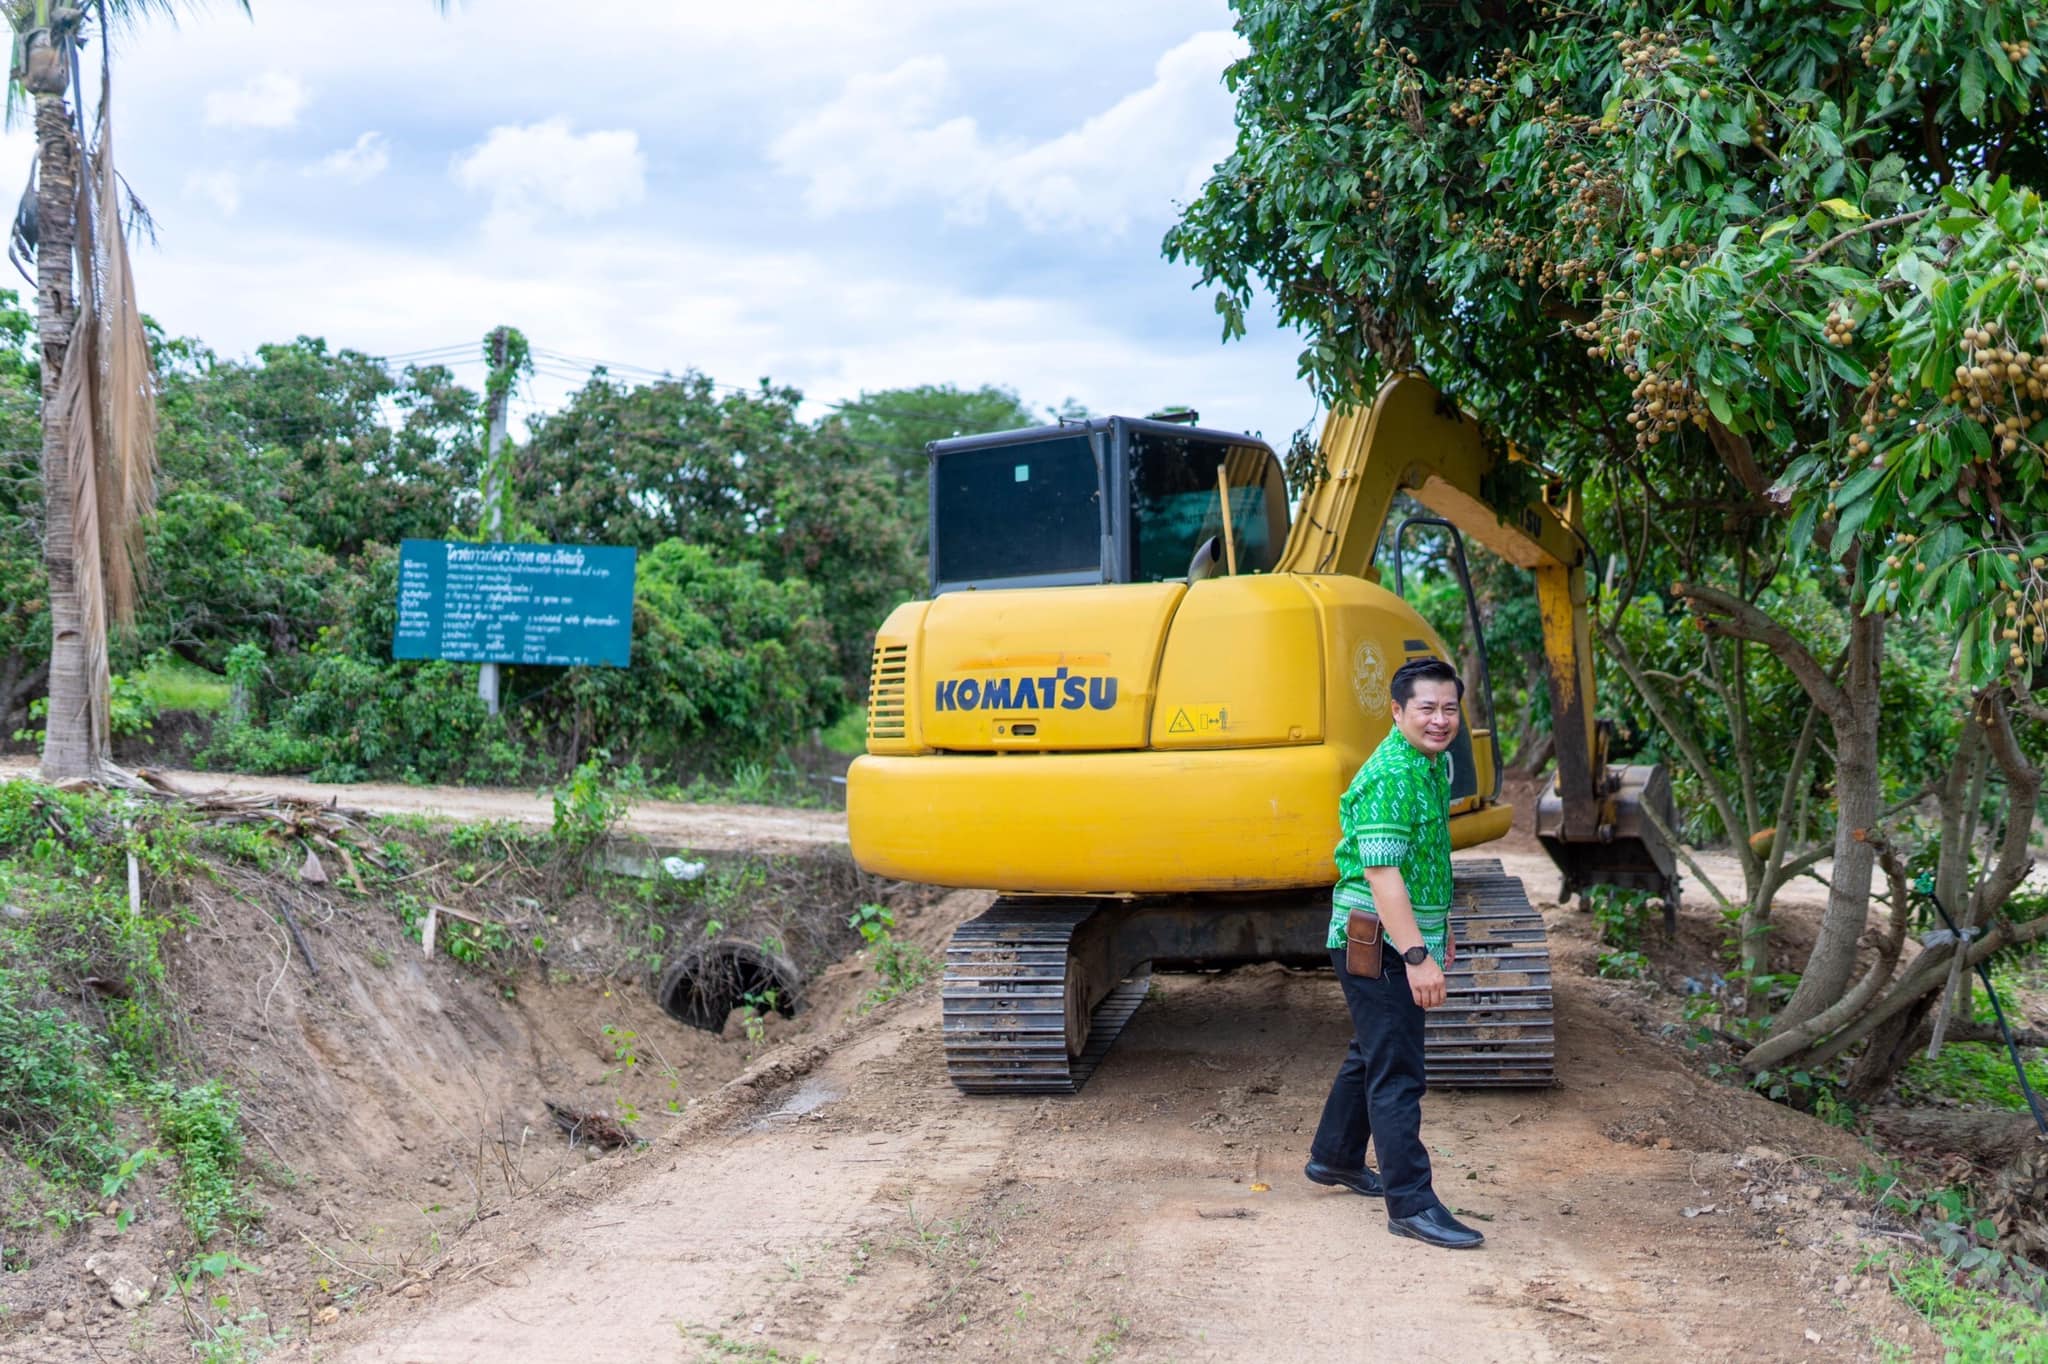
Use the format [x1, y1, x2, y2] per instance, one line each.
[771, 30, 1246, 234]
[309, 132, 390, 184]
[202, 72, 309, 130]
[451, 119, 646, 229]
[183, 170, 241, 216]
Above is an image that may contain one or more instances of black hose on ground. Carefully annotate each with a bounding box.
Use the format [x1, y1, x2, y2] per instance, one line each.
[1918, 874, 2048, 1137]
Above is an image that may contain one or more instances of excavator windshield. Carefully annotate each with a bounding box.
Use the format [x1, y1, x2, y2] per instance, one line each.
[928, 418, 1285, 594]
[1128, 428, 1286, 581]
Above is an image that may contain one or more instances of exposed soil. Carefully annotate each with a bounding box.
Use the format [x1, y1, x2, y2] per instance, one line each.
[306, 872, 1940, 1364]
[0, 788, 906, 1364]
[0, 767, 1982, 1361]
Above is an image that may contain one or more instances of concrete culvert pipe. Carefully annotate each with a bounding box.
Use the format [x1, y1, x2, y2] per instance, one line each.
[656, 943, 803, 1031]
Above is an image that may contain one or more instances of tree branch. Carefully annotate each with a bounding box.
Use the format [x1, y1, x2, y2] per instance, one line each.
[1794, 208, 1935, 266]
[1743, 837, 1915, 1072]
[1945, 1022, 2048, 1050]
[1637, 796, 1737, 915]
[1976, 690, 2044, 917]
[1703, 414, 1769, 501]
[1601, 623, 1759, 888]
[1675, 582, 1849, 722]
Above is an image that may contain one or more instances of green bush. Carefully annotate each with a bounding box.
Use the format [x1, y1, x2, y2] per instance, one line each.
[207, 540, 843, 785]
[0, 979, 117, 1175]
[155, 1081, 249, 1244]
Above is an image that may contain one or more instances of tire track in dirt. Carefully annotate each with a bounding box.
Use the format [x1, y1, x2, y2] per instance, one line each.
[331, 865, 1921, 1363]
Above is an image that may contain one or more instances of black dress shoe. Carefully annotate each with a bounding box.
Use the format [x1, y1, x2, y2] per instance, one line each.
[1303, 1160, 1384, 1197]
[1388, 1203, 1485, 1249]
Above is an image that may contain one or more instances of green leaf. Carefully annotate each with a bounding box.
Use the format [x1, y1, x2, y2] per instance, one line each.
[1761, 217, 1801, 242]
[1787, 498, 1820, 563]
[1836, 463, 1889, 506]
[1960, 54, 1986, 120]
[1833, 492, 1877, 555]
[1956, 419, 1993, 462]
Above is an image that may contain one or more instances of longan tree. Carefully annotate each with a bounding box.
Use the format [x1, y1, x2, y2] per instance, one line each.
[1168, 0, 2046, 1086]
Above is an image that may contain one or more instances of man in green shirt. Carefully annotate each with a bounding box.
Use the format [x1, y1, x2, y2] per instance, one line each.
[1304, 656, 1484, 1250]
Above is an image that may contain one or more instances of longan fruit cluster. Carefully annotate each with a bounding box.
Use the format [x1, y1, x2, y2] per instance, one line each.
[1823, 304, 1857, 346]
[1616, 30, 1684, 78]
[1948, 324, 2048, 455]
[1626, 369, 1707, 448]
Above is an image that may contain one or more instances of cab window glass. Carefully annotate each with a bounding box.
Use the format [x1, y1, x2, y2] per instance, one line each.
[933, 435, 1101, 586]
[1128, 432, 1285, 581]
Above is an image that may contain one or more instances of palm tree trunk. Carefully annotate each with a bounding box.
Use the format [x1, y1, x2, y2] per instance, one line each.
[33, 86, 98, 782]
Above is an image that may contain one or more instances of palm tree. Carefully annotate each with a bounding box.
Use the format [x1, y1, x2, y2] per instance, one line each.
[5, 1, 243, 781]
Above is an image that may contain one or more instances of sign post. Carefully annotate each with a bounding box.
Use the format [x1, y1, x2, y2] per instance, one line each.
[394, 540, 636, 671]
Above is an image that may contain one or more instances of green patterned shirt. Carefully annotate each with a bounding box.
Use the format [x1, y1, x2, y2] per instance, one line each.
[1327, 728, 1453, 957]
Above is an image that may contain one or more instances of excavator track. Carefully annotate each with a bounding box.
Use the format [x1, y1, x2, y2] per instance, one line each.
[939, 861, 1553, 1095]
[1428, 859, 1555, 1087]
[941, 901, 1151, 1095]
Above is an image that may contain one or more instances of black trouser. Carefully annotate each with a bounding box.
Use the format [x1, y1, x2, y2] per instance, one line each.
[1309, 946, 1436, 1218]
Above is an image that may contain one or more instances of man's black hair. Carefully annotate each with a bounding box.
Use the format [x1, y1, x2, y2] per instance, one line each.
[1390, 656, 1464, 706]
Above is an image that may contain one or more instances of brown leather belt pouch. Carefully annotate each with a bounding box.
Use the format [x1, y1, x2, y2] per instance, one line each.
[1345, 909, 1384, 978]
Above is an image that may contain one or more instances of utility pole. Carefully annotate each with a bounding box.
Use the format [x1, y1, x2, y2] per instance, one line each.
[478, 327, 517, 717]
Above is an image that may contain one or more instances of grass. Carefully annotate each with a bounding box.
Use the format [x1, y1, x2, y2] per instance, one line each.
[135, 655, 232, 714]
[0, 780, 268, 1265]
[820, 706, 866, 757]
[1895, 967, 2048, 1111]
[1886, 1251, 2048, 1363]
[677, 1326, 821, 1363]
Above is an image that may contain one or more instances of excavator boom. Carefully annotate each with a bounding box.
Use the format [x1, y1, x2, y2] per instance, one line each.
[1289, 376, 1679, 909]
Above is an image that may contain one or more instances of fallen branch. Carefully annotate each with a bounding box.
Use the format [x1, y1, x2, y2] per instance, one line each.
[274, 895, 319, 978]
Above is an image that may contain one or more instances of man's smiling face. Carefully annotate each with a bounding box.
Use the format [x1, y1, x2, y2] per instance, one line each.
[1390, 678, 1461, 757]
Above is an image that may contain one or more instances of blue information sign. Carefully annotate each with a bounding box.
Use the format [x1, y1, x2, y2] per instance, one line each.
[393, 540, 636, 667]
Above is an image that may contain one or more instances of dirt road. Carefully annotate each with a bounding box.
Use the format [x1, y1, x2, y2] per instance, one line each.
[0, 757, 847, 854]
[326, 883, 1925, 1364]
[1, 760, 1917, 1360]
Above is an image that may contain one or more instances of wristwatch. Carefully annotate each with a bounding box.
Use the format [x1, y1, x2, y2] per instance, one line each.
[1401, 944, 1430, 966]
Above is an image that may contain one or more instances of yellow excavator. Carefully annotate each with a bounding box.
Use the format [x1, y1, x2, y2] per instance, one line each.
[847, 375, 1678, 1094]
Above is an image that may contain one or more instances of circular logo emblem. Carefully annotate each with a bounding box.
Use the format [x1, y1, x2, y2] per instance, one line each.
[1352, 640, 1389, 714]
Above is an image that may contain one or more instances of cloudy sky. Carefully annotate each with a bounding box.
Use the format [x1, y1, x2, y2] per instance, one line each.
[0, 0, 1317, 444]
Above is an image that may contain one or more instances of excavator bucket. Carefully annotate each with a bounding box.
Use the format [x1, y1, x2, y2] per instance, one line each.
[1534, 763, 1682, 929]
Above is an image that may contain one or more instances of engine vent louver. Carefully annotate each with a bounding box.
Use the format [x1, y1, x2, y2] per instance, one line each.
[867, 644, 909, 742]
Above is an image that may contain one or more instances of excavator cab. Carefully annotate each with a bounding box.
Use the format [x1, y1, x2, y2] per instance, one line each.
[928, 416, 1290, 594]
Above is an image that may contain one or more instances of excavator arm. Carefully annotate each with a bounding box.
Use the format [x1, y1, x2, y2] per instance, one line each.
[1283, 375, 1680, 910]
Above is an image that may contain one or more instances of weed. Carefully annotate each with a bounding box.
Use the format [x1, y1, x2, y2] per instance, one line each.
[0, 982, 119, 1174]
[677, 1325, 821, 1363]
[1884, 1250, 2048, 1362]
[1595, 948, 1650, 980]
[544, 755, 629, 863]
[1745, 1066, 1859, 1130]
[189, 1310, 285, 1364]
[157, 1082, 252, 1244]
[1088, 1315, 1131, 1362]
[821, 706, 866, 757]
[135, 651, 231, 714]
[1589, 880, 1654, 946]
[1897, 991, 2048, 1111]
[849, 904, 935, 1012]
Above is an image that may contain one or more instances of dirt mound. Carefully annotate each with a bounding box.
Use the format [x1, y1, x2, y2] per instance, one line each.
[0, 804, 918, 1364]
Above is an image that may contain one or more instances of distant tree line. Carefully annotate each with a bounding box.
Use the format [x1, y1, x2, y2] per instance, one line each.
[0, 298, 1052, 784]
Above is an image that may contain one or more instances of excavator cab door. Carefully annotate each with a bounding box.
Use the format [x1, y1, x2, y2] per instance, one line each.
[1388, 516, 1504, 807]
